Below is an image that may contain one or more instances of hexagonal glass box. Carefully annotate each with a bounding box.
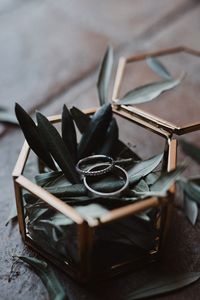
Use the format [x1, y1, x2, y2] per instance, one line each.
[13, 106, 177, 282]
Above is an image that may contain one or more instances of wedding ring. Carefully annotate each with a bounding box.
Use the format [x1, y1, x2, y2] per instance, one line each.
[83, 163, 129, 196]
[76, 155, 114, 177]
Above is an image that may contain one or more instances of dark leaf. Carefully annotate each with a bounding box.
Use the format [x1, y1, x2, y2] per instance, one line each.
[97, 117, 119, 156]
[35, 171, 63, 187]
[179, 178, 200, 205]
[134, 179, 149, 193]
[78, 103, 112, 159]
[146, 57, 172, 80]
[180, 139, 200, 164]
[18, 256, 67, 300]
[128, 154, 163, 184]
[184, 196, 198, 225]
[127, 270, 200, 299]
[145, 172, 159, 185]
[62, 105, 77, 163]
[97, 46, 114, 106]
[45, 183, 86, 197]
[45, 177, 124, 198]
[36, 112, 79, 184]
[45, 156, 162, 198]
[116, 74, 184, 106]
[70, 106, 90, 134]
[150, 165, 185, 195]
[15, 103, 57, 171]
[0, 111, 18, 125]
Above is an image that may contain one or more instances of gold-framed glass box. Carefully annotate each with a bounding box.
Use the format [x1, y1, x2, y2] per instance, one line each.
[12, 106, 177, 282]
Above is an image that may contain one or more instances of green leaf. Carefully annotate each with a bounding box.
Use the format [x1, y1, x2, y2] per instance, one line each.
[15, 103, 57, 171]
[128, 154, 163, 184]
[45, 183, 86, 197]
[134, 179, 149, 193]
[127, 270, 200, 299]
[179, 178, 200, 205]
[145, 172, 159, 185]
[78, 103, 112, 159]
[0, 111, 18, 125]
[97, 117, 119, 156]
[146, 57, 172, 80]
[36, 112, 80, 184]
[180, 139, 200, 164]
[116, 74, 184, 106]
[45, 179, 123, 198]
[45, 155, 162, 198]
[150, 165, 185, 195]
[184, 196, 198, 225]
[35, 171, 63, 187]
[61, 105, 77, 163]
[18, 256, 67, 300]
[70, 106, 90, 134]
[97, 46, 114, 106]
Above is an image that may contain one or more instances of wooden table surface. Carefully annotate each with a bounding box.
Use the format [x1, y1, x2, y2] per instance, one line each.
[1, 1, 200, 299]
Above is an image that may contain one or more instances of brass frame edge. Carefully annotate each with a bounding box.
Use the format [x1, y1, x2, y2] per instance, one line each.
[112, 46, 200, 135]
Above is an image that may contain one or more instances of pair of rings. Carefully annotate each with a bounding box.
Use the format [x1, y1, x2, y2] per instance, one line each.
[76, 155, 129, 196]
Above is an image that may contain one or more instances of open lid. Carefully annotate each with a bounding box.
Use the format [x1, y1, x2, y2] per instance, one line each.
[112, 46, 200, 136]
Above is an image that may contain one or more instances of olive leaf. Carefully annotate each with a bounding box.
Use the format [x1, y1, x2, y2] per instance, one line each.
[45, 182, 86, 197]
[15, 103, 57, 171]
[70, 106, 140, 160]
[62, 105, 77, 163]
[184, 196, 198, 225]
[134, 179, 149, 193]
[0, 110, 18, 125]
[145, 172, 159, 185]
[146, 56, 172, 80]
[116, 73, 184, 106]
[70, 106, 140, 159]
[78, 103, 112, 159]
[17, 256, 67, 300]
[128, 153, 163, 184]
[127, 269, 200, 299]
[180, 139, 200, 164]
[150, 165, 185, 195]
[70, 106, 90, 134]
[97, 46, 113, 106]
[35, 171, 63, 187]
[36, 112, 80, 184]
[97, 117, 119, 156]
[179, 178, 200, 205]
[45, 154, 163, 198]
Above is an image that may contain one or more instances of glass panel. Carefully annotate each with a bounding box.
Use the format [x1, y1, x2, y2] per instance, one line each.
[121, 52, 200, 126]
[22, 188, 80, 268]
[90, 206, 161, 275]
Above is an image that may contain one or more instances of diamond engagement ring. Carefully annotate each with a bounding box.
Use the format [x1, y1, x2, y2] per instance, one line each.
[76, 155, 114, 177]
[83, 163, 129, 196]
